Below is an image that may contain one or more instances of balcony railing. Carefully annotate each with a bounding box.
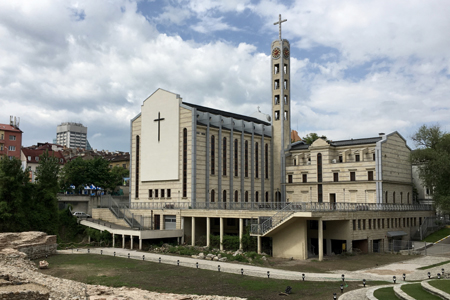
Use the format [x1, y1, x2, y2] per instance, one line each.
[128, 201, 433, 212]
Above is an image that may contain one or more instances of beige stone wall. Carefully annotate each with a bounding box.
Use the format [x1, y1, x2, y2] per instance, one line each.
[381, 132, 411, 183]
[272, 218, 307, 260]
[131, 107, 192, 205]
[130, 115, 141, 200]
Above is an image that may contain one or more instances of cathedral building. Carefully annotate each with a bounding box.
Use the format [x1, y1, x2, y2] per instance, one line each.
[116, 16, 435, 260]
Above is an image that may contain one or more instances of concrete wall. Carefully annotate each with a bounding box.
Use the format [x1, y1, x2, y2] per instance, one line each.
[272, 218, 307, 260]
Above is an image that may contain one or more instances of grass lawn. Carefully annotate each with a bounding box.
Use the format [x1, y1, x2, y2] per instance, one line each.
[36, 254, 383, 300]
[373, 287, 397, 300]
[428, 279, 450, 294]
[423, 227, 450, 243]
[401, 283, 441, 300]
[417, 260, 450, 270]
[267, 253, 418, 273]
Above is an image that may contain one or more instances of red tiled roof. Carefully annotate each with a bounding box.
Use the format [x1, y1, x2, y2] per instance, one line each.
[0, 123, 22, 133]
[21, 148, 66, 164]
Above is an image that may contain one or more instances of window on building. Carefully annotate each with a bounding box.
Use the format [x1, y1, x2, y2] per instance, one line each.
[355, 154, 360, 162]
[284, 111, 288, 120]
[284, 79, 288, 89]
[382, 219, 385, 229]
[400, 192, 403, 204]
[369, 219, 372, 229]
[161, 189, 165, 198]
[9, 135, 16, 141]
[368, 171, 374, 181]
[255, 191, 259, 203]
[233, 139, 239, 177]
[373, 153, 376, 161]
[393, 192, 396, 204]
[223, 137, 227, 176]
[274, 95, 280, 105]
[8, 146, 15, 151]
[274, 79, 279, 90]
[211, 135, 215, 175]
[284, 95, 288, 105]
[135, 135, 140, 198]
[274, 63, 279, 74]
[211, 190, 215, 202]
[167, 189, 171, 198]
[350, 172, 356, 181]
[265, 144, 269, 179]
[358, 220, 361, 230]
[275, 110, 280, 120]
[255, 142, 259, 178]
[363, 219, 366, 230]
[244, 140, 248, 177]
[265, 191, 269, 202]
[36, 156, 39, 162]
[302, 174, 307, 183]
[339, 155, 343, 163]
[317, 153, 322, 182]
[245, 191, 248, 202]
[223, 190, 227, 203]
[293, 158, 296, 166]
[288, 174, 293, 183]
[155, 189, 158, 198]
[407, 192, 410, 204]
[378, 219, 381, 229]
[333, 172, 339, 182]
[385, 191, 388, 203]
[318, 184, 323, 203]
[234, 190, 238, 202]
[148, 189, 153, 198]
[353, 220, 356, 230]
[183, 129, 187, 197]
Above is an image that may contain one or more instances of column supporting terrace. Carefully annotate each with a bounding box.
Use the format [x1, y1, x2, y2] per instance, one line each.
[192, 217, 196, 246]
[220, 217, 224, 251]
[318, 219, 323, 261]
[206, 217, 211, 247]
[239, 218, 243, 250]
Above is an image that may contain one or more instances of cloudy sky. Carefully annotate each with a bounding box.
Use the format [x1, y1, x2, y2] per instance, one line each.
[1, 0, 449, 152]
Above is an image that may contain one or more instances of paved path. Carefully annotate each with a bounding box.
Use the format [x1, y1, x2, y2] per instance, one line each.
[58, 248, 450, 284]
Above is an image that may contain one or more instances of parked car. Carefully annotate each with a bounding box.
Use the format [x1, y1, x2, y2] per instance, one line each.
[72, 211, 91, 218]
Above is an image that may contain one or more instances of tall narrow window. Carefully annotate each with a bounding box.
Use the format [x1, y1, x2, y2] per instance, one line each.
[245, 191, 249, 202]
[265, 144, 269, 179]
[183, 128, 187, 197]
[255, 142, 259, 178]
[135, 135, 140, 198]
[350, 172, 356, 181]
[223, 190, 227, 203]
[234, 190, 238, 202]
[167, 189, 171, 198]
[274, 63, 279, 74]
[318, 184, 323, 202]
[234, 139, 238, 177]
[211, 135, 215, 175]
[223, 137, 227, 176]
[161, 189, 165, 198]
[284, 95, 288, 105]
[355, 154, 360, 162]
[255, 191, 259, 203]
[368, 171, 374, 181]
[333, 172, 339, 182]
[393, 192, 396, 204]
[265, 191, 269, 202]
[148, 189, 152, 198]
[274, 79, 279, 90]
[284, 79, 288, 89]
[317, 153, 322, 182]
[385, 191, 388, 203]
[288, 174, 293, 183]
[274, 95, 280, 105]
[302, 174, 307, 183]
[211, 190, 215, 202]
[155, 189, 158, 198]
[407, 192, 410, 204]
[244, 140, 248, 177]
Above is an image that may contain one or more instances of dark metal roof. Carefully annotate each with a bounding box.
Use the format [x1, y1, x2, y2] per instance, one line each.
[184, 102, 271, 126]
[290, 136, 382, 150]
[197, 121, 271, 137]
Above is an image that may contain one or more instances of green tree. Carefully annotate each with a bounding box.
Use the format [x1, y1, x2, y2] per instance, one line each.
[0, 156, 30, 231]
[87, 157, 112, 189]
[410, 124, 450, 213]
[60, 157, 89, 191]
[302, 133, 327, 145]
[107, 166, 129, 191]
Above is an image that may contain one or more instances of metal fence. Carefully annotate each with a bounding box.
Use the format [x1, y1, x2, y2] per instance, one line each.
[388, 240, 450, 257]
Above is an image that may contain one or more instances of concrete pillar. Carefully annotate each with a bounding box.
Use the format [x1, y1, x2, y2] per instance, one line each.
[181, 217, 185, 244]
[160, 214, 164, 230]
[122, 235, 125, 249]
[88, 235, 91, 243]
[220, 217, 224, 251]
[191, 217, 196, 246]
[139, 237, 142, 250]
[326, 239, 332, 255]
[130, 235, 133, 250]
[318, 219, 323, 261]
[346, 239, 352, 253]
[239, 218, 243, 250]
[206, 217, 211, 247]
[257, 236, 261, 254]
[112, 234, 115, 248]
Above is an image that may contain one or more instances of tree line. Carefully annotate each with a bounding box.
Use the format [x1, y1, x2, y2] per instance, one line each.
[0, 151, 128, 235]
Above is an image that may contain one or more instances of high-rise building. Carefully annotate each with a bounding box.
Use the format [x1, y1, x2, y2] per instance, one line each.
[56, 122, 88, 149]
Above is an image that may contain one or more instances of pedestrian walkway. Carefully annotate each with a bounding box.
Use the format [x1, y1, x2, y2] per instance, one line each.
[57, 247, 450, 284]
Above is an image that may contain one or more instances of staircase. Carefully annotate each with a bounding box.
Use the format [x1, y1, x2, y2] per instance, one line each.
[250, 203, 294, 236]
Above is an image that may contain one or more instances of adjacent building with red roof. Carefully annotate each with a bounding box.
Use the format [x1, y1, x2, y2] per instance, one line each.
[21, 144, 66, 182]
[0, 117, 23, 160]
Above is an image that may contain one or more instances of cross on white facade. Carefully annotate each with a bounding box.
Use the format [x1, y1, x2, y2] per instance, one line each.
[273, 14, 287, 40]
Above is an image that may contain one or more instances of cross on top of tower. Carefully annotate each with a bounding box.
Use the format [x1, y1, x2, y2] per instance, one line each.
[273, 14, 287, 40]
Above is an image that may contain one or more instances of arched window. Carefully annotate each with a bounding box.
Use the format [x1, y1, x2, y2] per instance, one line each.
[223, 137, 227, 176]
[234, 139, 238, 177]
[245, 191, 249, 202]
[255, 142, 259, 178]
[211, 190, 215, 202]
[265, 144, 269, 179]
[265, 191, 269, 202]
[135, 135, 140, 198]
[317, 153, 322, 182]
[244, 140, 248, 177]
[234, 190, 239, 202]
[183, 129, 187, 198]
[393, 192, 396, 204]
[211, 135, 215, 175]
[255, 191, 259, 203]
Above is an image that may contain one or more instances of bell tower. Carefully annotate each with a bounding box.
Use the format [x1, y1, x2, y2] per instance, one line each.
[271, 14, 290, 202]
